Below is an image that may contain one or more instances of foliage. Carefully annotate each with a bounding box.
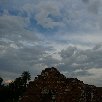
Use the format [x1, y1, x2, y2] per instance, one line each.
[21, 71, 31, 88]
[0, 77, 3, 86]
[0, 71, 31, 102]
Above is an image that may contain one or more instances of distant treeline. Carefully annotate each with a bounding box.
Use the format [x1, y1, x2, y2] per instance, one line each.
[0, 71, 31, 102]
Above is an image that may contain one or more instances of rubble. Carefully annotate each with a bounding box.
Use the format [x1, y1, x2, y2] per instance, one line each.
[20, 67, 102, 102]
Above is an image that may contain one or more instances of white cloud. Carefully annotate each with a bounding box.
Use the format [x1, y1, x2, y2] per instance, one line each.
[88, 68, 102, 78]
[5, 80, 12, 84]
[34, 1, 64, 29]
[57, 32, 102, 45]
[58, 44, 102, 73]
[0, 0, 102, 86]
[6, 0, 102, 31]
[77, 68, 102, 86]
[0, 15, 26, 31]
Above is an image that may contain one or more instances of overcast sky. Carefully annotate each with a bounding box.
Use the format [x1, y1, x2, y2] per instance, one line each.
[0, 0, 102, 86]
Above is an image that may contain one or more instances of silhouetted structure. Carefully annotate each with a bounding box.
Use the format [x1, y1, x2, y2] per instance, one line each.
[20, 67, 102, 102]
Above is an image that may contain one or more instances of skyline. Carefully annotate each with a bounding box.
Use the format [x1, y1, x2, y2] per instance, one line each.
[0, 0, 102, 86]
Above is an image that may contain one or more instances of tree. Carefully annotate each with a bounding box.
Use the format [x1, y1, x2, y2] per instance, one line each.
[21, 71, 31, 88]
[0, 77, 3, 86]
[0, 71, 31, 102]
[8, 72, 31, 101]
[14, 77, 23, 88]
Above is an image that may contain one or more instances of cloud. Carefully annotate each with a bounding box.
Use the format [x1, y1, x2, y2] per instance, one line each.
[74, 69, 93, 77]
[0, 0, 102, 86]
[88, 0, 100, 14]
[0, 40, 57, 81]
[5, 80, 12, 84]
[0, 9, 56, 80]
[54, 44, 102, 86]
[82, 0, 102, 14]
[58, 44, 102, 73]
[77, 68, 102, 86]
[0, 37, 55, 77]
[0, 12, 36, 41]
[0, 15, 26, 32]
[32, 1, 64, 29]
[56, 32, 102, 46]
[39, 55, 60, 67]
[82, 0, 89, 3]
[1, 0, 101, 32]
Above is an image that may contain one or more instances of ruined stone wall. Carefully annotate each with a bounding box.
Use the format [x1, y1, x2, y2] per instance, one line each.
[20, 67, 102, 102]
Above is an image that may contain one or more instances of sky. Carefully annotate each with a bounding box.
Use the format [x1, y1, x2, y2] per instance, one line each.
[0, 0, 102, 86]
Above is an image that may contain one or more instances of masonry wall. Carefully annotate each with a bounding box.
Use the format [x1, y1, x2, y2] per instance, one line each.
[20, 68, 102, 102]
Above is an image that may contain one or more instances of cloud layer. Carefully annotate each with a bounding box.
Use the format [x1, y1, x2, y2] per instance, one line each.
[0, 0, 102, 86]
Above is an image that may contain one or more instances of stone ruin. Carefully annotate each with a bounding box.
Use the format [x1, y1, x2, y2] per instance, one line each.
[20, 67, 102, 102]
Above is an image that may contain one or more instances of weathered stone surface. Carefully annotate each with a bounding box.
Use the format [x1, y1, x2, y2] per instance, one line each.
[20, 67, 102, 102]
